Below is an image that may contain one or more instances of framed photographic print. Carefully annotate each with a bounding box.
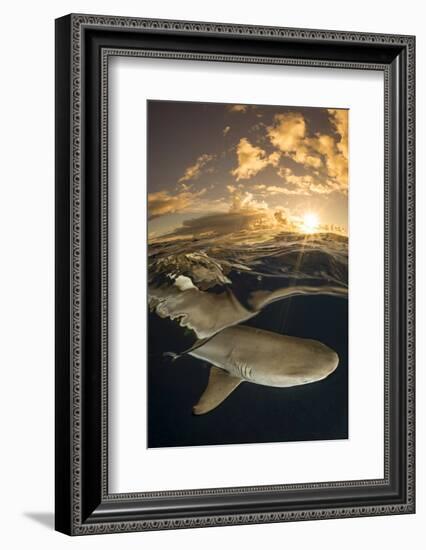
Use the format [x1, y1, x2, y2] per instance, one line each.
[55, 14, 415, 535]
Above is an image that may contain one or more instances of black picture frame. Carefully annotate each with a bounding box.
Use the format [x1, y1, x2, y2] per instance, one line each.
[55, 13, 415, 535]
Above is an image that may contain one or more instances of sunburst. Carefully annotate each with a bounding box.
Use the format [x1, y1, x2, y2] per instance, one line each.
[300, 212, 319, 234]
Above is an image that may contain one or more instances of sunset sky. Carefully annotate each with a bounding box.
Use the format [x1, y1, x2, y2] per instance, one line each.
[147, 101, 348, 240]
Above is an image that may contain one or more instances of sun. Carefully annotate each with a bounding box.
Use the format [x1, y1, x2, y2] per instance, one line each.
[301, 212, 319, 234]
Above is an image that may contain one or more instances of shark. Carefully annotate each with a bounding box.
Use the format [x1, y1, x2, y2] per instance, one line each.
[168, 325, 339, 415]
[150, 281, 347, 340]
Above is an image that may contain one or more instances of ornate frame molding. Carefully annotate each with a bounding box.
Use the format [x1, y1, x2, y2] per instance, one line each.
[55, 14, 415, 535]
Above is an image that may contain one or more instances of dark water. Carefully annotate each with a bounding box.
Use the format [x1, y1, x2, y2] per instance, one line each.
[147, 294, 348, 448]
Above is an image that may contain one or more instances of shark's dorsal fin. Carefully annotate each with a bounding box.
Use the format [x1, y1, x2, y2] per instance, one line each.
[193, 367, 242, 415]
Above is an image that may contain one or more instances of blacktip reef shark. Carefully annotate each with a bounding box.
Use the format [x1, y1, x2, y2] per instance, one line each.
[167, 325, 339, 415]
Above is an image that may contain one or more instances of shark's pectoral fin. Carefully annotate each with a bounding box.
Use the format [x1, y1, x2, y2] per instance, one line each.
[193, 367, 242, 415]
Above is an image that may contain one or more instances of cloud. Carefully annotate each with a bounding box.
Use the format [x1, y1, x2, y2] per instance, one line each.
[267, 113, 321, 168]
[156, 183, 303, 240]
[324, 109, 348, 187]
[229, 190, 268, 212]
[268, 112, 306, 152]
[160, 186, 275, 239]
[308, 182, 336, 194]
[267, 110, 348, 192]
[274, 209, 295, 227]
[266, 185, 304, 196]
[231, 138, 280, 181]
[148, 188, 207, 220]
[267, 113, 322, 168]
[166, 211, 260, 238]
[328, 109, 348, 158]
[276, 167, 335, 196]
[162, 199, 298, 240]
[228, 104, 249, 113]
[223, 125, 231, 136]
[178, 153, 215, 183]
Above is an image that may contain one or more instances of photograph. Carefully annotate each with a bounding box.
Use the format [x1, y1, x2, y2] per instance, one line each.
[147, 100, 349, 448]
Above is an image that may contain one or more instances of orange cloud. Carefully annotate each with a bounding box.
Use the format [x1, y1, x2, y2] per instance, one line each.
[325, 109, 348, 187]
[276, 167, 336, 196]
[266, 184, 306, 196]
[267, 110, 348, 193]
[268, 112, 306, 152]
[231, 138, 280, 181]
[178, 154, 215, 183]
[148, 188, 207, 219]
[267, 113, 322, 168]
[228, 104, 249, 113]
[229, 190, 268, 213]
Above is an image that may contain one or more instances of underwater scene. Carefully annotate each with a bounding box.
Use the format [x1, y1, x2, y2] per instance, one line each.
[147, 100, 348, 448]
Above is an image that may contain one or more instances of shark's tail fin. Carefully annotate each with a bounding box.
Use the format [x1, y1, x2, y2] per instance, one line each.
[163, 351, 180, 362]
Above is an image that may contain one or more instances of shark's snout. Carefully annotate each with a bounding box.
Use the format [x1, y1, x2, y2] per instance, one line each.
[322, 349, 339, 377]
